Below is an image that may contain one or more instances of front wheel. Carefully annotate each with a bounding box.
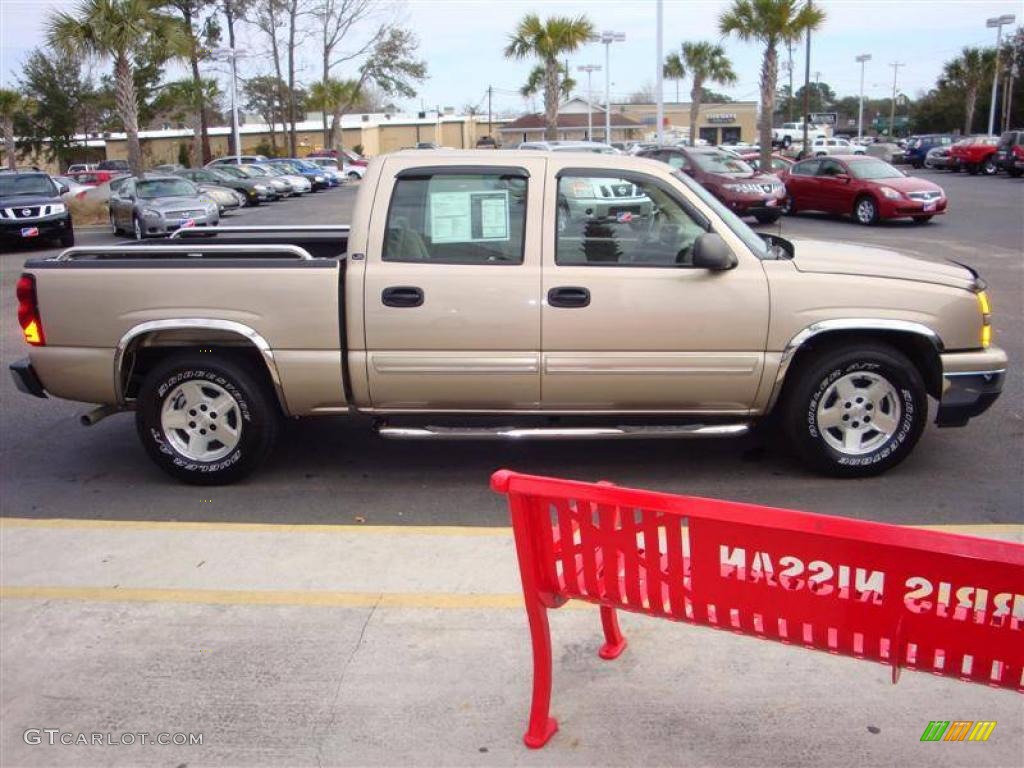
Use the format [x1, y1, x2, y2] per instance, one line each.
[854, 195, 878, 225]
[133, 215, 144, 240]
[135, 353, 280, 485]
[981, 157, 998, 175]
[780, 196, 796, 215]
[781, 344, 928, 477]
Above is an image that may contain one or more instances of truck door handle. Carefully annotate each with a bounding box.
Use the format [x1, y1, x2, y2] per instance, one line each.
[547, 286, 590, 308]
[381, 286, 424, 308]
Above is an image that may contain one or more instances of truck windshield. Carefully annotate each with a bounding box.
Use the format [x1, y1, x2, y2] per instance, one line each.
[136, 179, 198, 198]
[670, 170, 768, 258]
[0, 175, 55, 197]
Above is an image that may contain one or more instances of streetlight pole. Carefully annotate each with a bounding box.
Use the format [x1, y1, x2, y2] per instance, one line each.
[888, 61, 904, 138]
[593, 30, 625, 143]
[211, 47, 245, 163]
[987, 14, 1016, 136]
[577, 65, 601, 140]
[856, 54, 871, 140]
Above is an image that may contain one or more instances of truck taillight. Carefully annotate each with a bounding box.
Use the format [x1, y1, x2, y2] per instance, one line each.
[16, 274, 44, 346]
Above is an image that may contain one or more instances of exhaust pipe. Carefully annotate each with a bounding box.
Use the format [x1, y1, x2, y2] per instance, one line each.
[80, 404, 126, 427]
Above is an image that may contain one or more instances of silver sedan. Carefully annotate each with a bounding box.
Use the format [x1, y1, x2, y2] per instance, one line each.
[109, 176, 219, 239]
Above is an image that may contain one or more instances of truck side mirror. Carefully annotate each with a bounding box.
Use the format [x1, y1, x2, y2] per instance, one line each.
[692, 232, 738, 271]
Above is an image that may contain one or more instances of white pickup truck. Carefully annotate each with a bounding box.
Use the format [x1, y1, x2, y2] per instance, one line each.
[11, 150, 1005, 484]
[772, 122, 829, 147]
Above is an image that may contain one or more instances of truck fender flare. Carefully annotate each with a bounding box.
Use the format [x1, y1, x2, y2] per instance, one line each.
[114, 318, 290, 415]
[765, 318, 944, 412]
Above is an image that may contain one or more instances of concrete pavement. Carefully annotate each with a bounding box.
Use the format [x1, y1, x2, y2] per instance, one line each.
[2, 516, 1022, 767]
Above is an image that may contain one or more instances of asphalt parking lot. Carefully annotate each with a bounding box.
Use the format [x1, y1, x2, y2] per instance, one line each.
[1, 169, 1022, 768]
[1, 169, 1021, 527]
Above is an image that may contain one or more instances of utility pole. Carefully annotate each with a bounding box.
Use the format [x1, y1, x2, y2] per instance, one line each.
[987, 14, 1016, 135]
[577, 65, 601, 140]
[655, 0, 664, 144]
[888, 61, 904, 138]
[211, 47, 246, 163]
[801, 0, 812, 155]
[787, 39, 795, 122]
[856, 54, 871, 140]
[487, 86, 492, 140]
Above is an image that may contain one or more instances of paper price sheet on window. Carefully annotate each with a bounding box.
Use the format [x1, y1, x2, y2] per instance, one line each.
[429, 190, 510, 244]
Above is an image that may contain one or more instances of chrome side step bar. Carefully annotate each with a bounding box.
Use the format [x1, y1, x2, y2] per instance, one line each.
[376, 423, 751, 441]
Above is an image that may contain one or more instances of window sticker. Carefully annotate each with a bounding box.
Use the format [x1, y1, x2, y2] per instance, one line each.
[429, 189, 510, 243]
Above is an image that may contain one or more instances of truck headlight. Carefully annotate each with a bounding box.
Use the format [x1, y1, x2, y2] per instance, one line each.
[978, 290, 992, 348]
[49, 203, 67, 215]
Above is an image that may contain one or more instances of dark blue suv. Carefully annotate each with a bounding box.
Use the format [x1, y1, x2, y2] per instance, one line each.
[905, 134, 955, 168]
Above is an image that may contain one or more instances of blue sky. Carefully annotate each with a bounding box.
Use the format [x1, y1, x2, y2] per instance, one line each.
[1, 0, 1020, 115]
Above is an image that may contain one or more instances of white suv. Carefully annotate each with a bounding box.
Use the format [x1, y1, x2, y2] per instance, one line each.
[811, 137, 866, 156]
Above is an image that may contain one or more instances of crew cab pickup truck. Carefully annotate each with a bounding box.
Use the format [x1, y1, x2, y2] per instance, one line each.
[11, 151, 1006, 484]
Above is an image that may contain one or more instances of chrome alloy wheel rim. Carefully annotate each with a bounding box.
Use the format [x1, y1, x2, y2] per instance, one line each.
[856, 199, 875, 223]
[816, 371, 901, 456]
[161, 380, 242, 461]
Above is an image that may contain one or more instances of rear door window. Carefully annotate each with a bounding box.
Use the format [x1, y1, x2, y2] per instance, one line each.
[383, 172, 527, 264]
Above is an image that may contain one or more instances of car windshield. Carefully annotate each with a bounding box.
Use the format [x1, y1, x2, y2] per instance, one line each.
[273, 162, 301, 173]
[252, 166, 280, 176]
[0, 175, 55, 197]
[847, 159, 902, 180]
[228, 166, 259, 178]
[670, 169, 768, 259]
[691, 151, 754, 175]
[135, 179, 197, 198]
[208, 169, 236, 182]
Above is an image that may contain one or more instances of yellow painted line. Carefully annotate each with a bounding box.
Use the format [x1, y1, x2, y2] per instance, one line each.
[1, 517, 1020, 538]
[0, 585, 525, 610]
[0, 518, 512, 537]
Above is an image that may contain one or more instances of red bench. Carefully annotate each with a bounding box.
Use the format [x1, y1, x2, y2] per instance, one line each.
[491, 470, 1024, 749]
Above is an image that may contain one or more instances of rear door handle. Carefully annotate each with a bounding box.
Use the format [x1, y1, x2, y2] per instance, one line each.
[381, 286, 424, 308]
[547, 286, 590, 308]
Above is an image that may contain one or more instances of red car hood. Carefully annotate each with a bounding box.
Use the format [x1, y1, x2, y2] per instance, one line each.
[791, 239, 975, 290]
[707, 171, 780, 185]
[866, 175, 944, 195]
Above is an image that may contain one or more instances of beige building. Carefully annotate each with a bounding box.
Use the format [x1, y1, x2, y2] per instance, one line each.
[613, 100, 759, 145]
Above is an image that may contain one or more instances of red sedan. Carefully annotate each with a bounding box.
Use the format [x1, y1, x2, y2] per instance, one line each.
[739, 152, 793, 177]
[948, 135, 999, 175]
[779, 155, 947, 225]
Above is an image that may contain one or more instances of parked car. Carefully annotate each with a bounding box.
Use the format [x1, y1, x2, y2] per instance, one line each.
[780, 155, 946, 225]
[11, 150, 1004, 484]
[865, 141, 906, 165]
[923, 146, 953, 170]
[65, 169, 122, 187]
[280, 158, 334, 188]
[264, 159, 328, 191]
[948, 135, 1000, 175]
[475, 136, 499, 148]
[992, 130, 1023, 177]
[66, 163, 96, 173]
[518, 140, 620, 154]
[810, 137, 866, 156]
[97, 159, 131, 173]
[205, 155, 269, 167]
[307, 148, 368, 168]
[227, 164, 296, 197]
[152, 163, 187, 173]
[199, 183, 245, 213]
[175, 167, 278, 205]
[108, 175, 219, 239]
[50, 175, 92, 200]
[738, 152, 793, 177]
[251, 163, 312, 195]
[638, 145, 785, 224]
[903, 134, 956, 168]
[0, 171, 74, 248]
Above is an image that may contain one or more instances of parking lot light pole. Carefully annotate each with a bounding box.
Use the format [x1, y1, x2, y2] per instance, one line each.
[593, 31, 626, 143]
[656, 0, 664, 145]
[211, 47, 246, 163]
[986, 14, 1016, 136]
[856, 54, 872, 140]
[577, 65, 601, 140]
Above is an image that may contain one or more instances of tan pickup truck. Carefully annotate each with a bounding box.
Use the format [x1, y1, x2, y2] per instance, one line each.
[11, 150, 1006, 484]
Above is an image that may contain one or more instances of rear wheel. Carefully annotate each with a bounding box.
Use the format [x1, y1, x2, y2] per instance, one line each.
[135, 353, 279, 485]
[981, 157, 998, 175]
[780, 196, 796, 215]
[854, 195, 878, 225]
[781, 343, 927, 477]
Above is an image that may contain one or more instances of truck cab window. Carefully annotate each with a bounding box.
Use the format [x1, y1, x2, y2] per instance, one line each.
[556, 174, 706, 267]
[383, 173, 527, 264]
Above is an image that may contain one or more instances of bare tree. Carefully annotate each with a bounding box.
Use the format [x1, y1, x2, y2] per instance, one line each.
[251, 0, 288, 149]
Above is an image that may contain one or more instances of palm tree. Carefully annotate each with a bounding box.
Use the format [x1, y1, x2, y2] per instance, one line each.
[156, 79, 220, 166]
[942, 47, 995, 135]
[520, 64, 576, 101]
[663, 52, 686, 104]
[46, 0, 185, 176]
[679, 41, 737, 146]
[505, 14, 595, 141]
[308, 78, 361, 153]
[0, 89, 25, 171]
[720, 0, 825, 167]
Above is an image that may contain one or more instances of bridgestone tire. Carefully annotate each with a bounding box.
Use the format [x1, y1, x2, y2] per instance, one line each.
[781, 343, 927, 478]
[136, 353, 279, 485]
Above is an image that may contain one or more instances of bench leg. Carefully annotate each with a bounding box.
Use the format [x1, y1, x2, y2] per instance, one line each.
[598, 605, 628, 660]
[522, 597, 558, 749]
